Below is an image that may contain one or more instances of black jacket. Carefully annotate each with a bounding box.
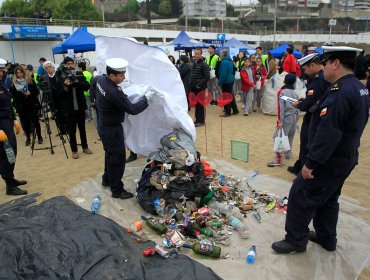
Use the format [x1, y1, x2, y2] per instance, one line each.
[11, 80, 40, 114]
[179, 63, 191, 93]
[189, 58, 210, 90]
[59, 71, 90, 115]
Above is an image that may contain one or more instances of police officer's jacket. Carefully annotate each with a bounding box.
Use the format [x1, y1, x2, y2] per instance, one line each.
[95, 75, 148, 127]
[0, 82, 16, 131]
[298, 70, 331, 125]
[189, 58, 210, 90]
[306, 74, 370, 175]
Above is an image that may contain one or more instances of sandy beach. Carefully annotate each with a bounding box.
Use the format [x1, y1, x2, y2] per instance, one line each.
[0, 102, 369, 279]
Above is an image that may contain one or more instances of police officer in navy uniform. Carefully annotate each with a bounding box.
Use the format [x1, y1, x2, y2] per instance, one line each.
[272, 46, 370, 254]
[95, 58, 154, 199]
[287, 53, 331, 175]
[0, 58, 28, 196]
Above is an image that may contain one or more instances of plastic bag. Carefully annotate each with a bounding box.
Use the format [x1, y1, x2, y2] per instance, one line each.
[274, 129, 290, 153]
[202, 160, 214, 176]
[256, 79, 261, 90]
[234, 71, 241, 80]
[210, 69, 216, 79]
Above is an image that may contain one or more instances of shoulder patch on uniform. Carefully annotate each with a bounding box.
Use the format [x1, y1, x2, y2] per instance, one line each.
[331, 83, 339, 92]
[320, 107, 327, 116]
[360, 88, 369, 96]
[307, 90, 314, 96]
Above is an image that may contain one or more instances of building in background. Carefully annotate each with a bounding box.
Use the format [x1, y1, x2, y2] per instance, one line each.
[92, 0, 128, 13]
[183, 0, 227, 18]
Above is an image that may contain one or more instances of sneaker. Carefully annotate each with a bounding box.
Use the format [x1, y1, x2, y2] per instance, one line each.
[195, 122, 205, 127]
[112, 190, 134, 199]
[272, 239, 306, 254]
[83, 148, 93, 154]
[25, 139, 31, 146]
[243, 113, 249, 116]
[308, 231, 336, 252]
[267, 161, 283, 167]
[72, 152, 79, 159]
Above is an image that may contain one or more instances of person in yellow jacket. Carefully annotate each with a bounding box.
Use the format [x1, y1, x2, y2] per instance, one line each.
[78, 62, 93, 121]
[206, 45, 222, 105]
[255, 46, 270, 73]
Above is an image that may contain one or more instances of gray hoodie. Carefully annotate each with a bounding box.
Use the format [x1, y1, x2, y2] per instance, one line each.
[279, 88, 299, 122]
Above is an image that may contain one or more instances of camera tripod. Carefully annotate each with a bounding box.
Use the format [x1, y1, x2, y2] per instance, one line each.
[30, 90, 69, 159]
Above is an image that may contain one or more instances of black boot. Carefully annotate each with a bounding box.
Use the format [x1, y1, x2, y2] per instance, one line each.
[271, 239, 306, 254]
[11, 179, 27, 186]
[112, 190, 134, 199]
[126, 152, 137, 163]
[6, 184, 28, 196]
[308, 231, 336, 251]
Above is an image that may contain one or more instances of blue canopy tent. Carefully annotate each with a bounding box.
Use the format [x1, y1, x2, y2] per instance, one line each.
[165, 30, 210, 50]
[268, 44, 302, 59]
[223, 37, 255, 54]
[52, 27, 95, 54]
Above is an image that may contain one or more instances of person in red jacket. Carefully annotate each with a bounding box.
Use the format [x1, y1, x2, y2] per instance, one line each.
[240, 57, 256, 116]
[252, 57, 268, 111]
[283, 47, 296, 74]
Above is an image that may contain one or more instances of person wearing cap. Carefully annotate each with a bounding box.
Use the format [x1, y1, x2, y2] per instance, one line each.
[58, 56, 93, 159]
[205, 45, 221, 105]
[307, 46, 317, 54]
[272, 46, 370, 254]
[287, 53, 331, 175]
[267, 73, 299, 167]
[95, 58, 153, 199]
[0, 58, 28, 196]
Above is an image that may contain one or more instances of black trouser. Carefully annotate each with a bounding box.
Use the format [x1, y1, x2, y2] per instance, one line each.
[222, 82, 238, 115]
[292, 117, 310, 171]
[192, 87, 205, 124]
[285, 166, 353, 248]
[98, 124, 126, 196]
[65, 110, 88, 153]
[18, 108, 42, 140]
[0, 118, 16, 185]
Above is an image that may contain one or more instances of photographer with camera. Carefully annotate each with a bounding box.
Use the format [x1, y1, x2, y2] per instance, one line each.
[39, 61, 66, 136]
[59, 57, 93, 159]
[11, 65, 43, 146]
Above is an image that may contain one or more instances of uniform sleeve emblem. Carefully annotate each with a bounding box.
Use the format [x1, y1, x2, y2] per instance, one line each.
[307, 90, 314, 96]
[320, 107, 327, 116]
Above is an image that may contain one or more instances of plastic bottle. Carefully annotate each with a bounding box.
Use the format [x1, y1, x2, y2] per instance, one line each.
[183, 243, 221, 258]
[219, 174, 227, 186]
[127, 220, 143, 233]
[153, 198, 166, 216]
[91, 195, 101, 214]
[155, 245, 170, 258]
[4, 141, 16, 164]
[228, 216, 249, 239]
[141, 215, 168, 235]
[209, 201, 243, 219]
[246, 246, 256, 264]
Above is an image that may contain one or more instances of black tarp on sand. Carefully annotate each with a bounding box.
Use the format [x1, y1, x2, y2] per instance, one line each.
[0, 194, 222, 280]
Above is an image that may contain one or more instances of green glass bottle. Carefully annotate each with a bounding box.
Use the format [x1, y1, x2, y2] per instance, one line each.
[183, 243, 221, 258]
[141, 215, 167, 234]
[194, 226, 214, 237]
[199, 190, 215, 206]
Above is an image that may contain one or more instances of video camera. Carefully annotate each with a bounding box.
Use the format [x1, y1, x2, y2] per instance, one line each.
[57, 64, 84, 84]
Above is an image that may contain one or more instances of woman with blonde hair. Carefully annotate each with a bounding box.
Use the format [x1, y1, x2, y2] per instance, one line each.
[11, 65, 42, 146]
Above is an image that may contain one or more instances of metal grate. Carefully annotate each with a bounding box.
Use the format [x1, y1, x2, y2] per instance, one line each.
[231, 140, 249, 162]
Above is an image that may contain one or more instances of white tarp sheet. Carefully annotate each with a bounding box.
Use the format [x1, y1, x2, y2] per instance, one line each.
[263, 72, 307, 116]
[70, 158, 370, 280]
[95, 36, 195, 155]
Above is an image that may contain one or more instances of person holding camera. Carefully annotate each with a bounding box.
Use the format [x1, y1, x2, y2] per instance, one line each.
[0, 58, 27, 196]
[11, 65, 43, 146]
[59, 57, 93, 159]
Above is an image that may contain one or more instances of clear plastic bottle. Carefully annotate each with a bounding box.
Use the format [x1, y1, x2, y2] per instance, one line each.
[127, 220, 143, 233]
[246, 245, 256, 263]
[4, 141, 16, 164]
[153, 198, 165, 216]
[209, 201, 243, 219]
[91, 195, 101, 214]
[228, 216, 249, 239]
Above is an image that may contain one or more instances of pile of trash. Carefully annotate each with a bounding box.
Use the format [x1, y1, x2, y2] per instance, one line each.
[132, 129, 288, 260]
